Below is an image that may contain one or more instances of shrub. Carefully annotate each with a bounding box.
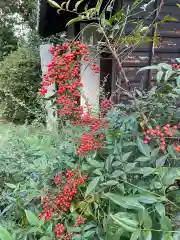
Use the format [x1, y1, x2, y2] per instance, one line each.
[0, 46, 44, 123]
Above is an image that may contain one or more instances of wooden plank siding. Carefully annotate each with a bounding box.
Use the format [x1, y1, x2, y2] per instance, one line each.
[105, 0, 180, 103]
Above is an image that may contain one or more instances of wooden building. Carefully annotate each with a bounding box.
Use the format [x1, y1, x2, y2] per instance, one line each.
[37, 0, 180, 107]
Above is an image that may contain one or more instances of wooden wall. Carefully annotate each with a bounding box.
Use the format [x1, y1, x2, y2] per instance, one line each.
[103, 0, 180, 103]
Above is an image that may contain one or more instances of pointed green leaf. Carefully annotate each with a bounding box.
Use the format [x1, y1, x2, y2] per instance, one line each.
[130, 230, 141, 240]
[105, 193, 144, 209]
[110, 215, 137, 232]
[160, 216, 172, 231]
[5, 183, 17, 189]
[137, 65, 160, 73]
[143, 231, 152, 240]
[85, 177, 100, 197]
[137, 137, 151, 157]
[66, 17, 83, 26]
[141, 167, 155, 177]
[87, 159, 104, 168]
[165, 70, 174, 82]
[176, 75, 180, 88]
[158, 63, 172, 70]
[102, 180, 119, 186]
[25, 210, 39, 226]
[163, 168, 180, 186]
[0, 227, 12, 240]
[135, 157, 150, 162]
[105, 155, 114, 172]
[155, 202, 165, 217]
[122, 152, 132, 162]
[156, 154, 168, 167]
[75, 0, 84, 11]
[156, 71, 164, 83]
[142, 210, 152, 228]
[48, 0, 61, 8]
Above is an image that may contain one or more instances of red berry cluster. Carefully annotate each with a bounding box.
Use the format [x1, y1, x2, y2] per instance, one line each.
[74, 216, 86, 228]
[100, 99, 113, 117]
[171, 63, 180, 70]
[176, 146, 180, 153]
[71, 113, 108, 155]
[55, 223, 73, 240]
[56, 224, 65, 238]
[39, 169, 87, 221]
[144, 123, 180, 152]
[40, 42, 100, 119]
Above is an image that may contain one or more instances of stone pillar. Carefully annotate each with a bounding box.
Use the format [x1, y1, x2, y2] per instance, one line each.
[40, 44, 57, 131]
[80, 24, 101, 115]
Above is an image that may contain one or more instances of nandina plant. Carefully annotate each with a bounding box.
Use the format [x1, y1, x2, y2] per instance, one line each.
[40, 42, 100, 120]
[37, 169, 99, 240]
[40, 42, 112, 156]
[143, 122, 180, 153]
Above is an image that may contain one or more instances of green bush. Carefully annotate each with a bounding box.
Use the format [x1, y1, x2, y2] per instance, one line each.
[0, 46, 44, 123]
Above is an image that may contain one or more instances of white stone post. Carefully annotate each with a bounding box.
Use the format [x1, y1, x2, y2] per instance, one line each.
[80, 24, 101, 115]
[40, 44, 57, 131]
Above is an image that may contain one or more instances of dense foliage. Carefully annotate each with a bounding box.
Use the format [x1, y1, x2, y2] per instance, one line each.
[0, 50, 180, 239]
[0, 47, 44, 123]
[0, 0, 180, 240]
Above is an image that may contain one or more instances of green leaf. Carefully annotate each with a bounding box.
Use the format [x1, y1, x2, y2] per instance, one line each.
[138, 195, 158, 204]
[105, 193, 144, 210]
[137, 65, 160, 73]
[5, 183, 17, 189]
[137, 137, 151, 157]
[141, 167, 155, 177]
[27, 227, 39, 234]
[160, 216, 172, 231]
[75, 0, 84, 11]
[85, 177, 100, 197]
[66, 17, 83, 26]
[124, 163, 137, 173]
[105, 155, 114, 172]
[95, 0, 103, 14]
[40, 237, 51, 240]
[173, 230, 180, 240]
[83, 230, 95, 238]
[161, 233, 173, 240]
[102, 180, 119, 186]
[163, 168, 180, 186]
[66, 0, 71, 9]
[142, 210, 152, 228]
[48, 0, 61, 8]
[135, 157, 150, 162]
[156, 154, 168, 167]
[25, 210, 39, 226]
[87, 159, 104, 168]
[165, 70, 174, 82]
[0, 227, 12, 240]
[176, 75, 180, 88]
[122, 152, 132, 162]
[130, 230, 141, 240]
[155, 202, 165, 217]
[111, 170, 124, 178]
[72, 235, 82, 240]
[156, 71, 164, 83]
[110, 215, 138, 232]
[176, 58, 180, 63]
[143, 231, 152, 240]
[46, 222, 53, 236]
[158, 63, 172, 70]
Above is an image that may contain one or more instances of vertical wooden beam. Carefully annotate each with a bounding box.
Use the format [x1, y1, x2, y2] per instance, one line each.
[40, 43, 57, 131]
[146, 0, 158, 90]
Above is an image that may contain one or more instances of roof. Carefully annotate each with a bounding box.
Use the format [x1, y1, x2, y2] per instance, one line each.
[37, 0, 116, 37]
[37, 0, 76, 37]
